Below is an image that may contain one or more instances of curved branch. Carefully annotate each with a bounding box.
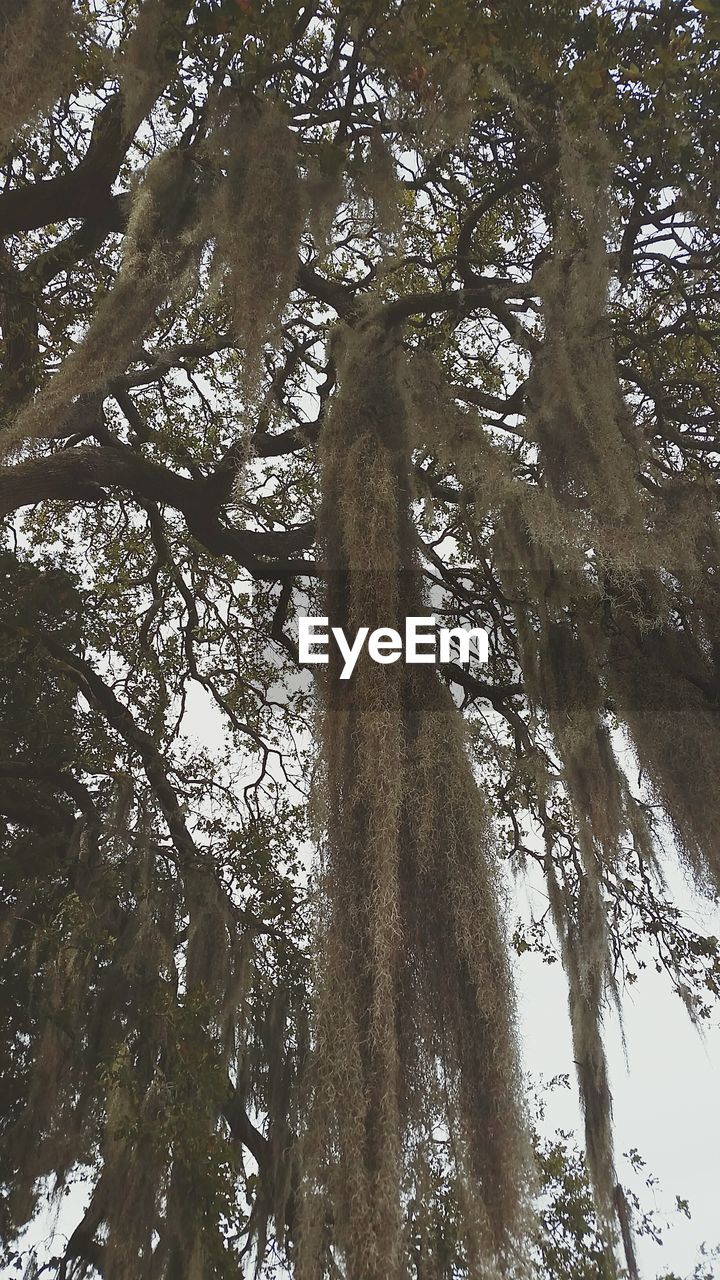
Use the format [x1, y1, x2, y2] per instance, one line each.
[0, 0, 195, 238]
[0, 446, 317, 578]
[0, 95, 129, 236]
[0, 762, 99, 820]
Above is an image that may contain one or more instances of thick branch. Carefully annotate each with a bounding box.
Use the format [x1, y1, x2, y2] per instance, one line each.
[0, 0, 194, 238]
[0, 95, 129, 236]
[0, 762, 99, 820]
[0, 446, 317, 577]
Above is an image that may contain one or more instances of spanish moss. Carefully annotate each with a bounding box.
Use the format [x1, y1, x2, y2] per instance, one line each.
[297, 322, 532, 1279]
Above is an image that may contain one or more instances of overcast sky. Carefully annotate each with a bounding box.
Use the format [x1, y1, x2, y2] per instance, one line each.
[186, 659, 720, 1278]
[516, 861, 720, 1277]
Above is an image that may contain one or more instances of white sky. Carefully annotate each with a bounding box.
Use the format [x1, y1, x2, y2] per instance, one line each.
[185, 651, 720, 1277]
[185, 674, 720, 1277]
[516, 865, 720, 1277]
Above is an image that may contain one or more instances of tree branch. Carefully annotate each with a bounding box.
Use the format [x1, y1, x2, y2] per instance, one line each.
[0, 446, 317, 578]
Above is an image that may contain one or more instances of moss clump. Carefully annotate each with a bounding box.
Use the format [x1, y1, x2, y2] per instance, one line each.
[297, 322, 532, 1280]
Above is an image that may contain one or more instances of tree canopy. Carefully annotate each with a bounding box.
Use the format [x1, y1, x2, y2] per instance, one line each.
[1, 0, 719, 1277]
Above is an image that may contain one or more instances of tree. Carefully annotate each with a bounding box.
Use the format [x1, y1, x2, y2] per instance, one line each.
[1, 0, 719, 1275]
